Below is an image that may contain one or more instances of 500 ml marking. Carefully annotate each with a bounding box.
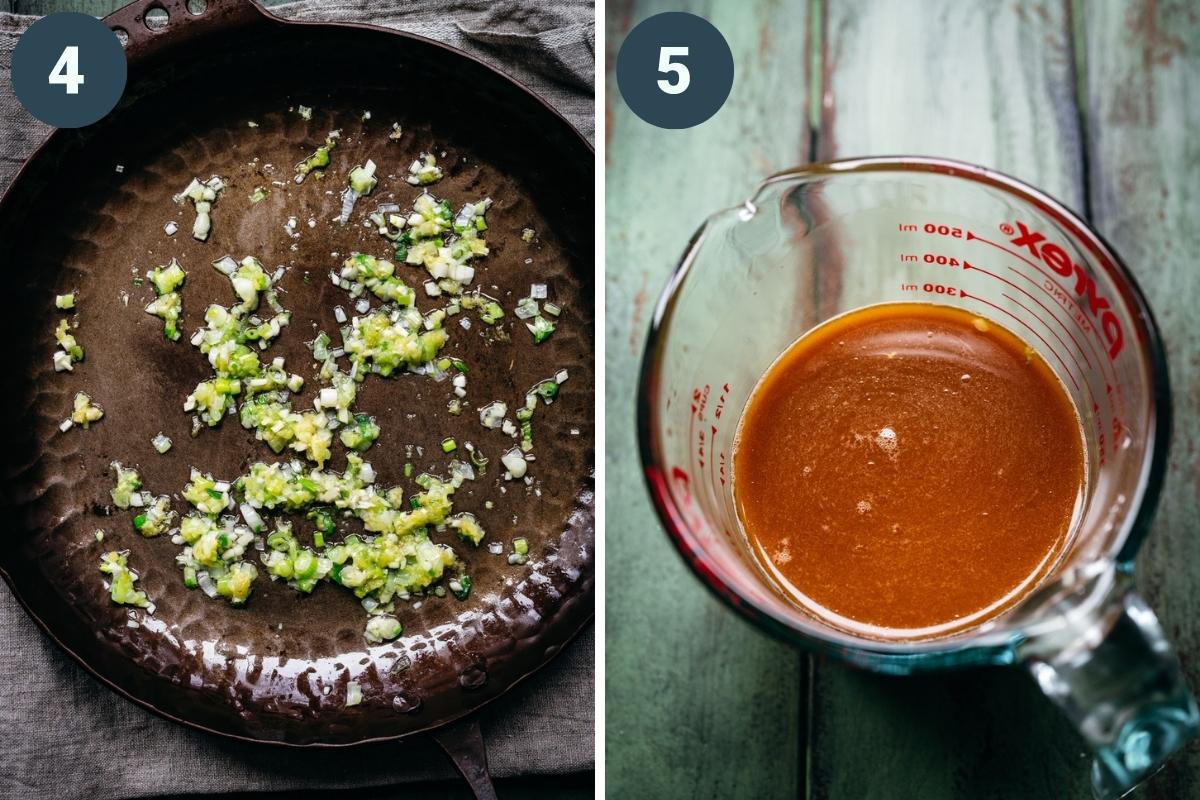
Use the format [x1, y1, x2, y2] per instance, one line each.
[897, 222, 964, 238]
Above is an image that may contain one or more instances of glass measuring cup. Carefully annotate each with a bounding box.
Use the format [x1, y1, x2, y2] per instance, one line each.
[636, 157, 1197, 799]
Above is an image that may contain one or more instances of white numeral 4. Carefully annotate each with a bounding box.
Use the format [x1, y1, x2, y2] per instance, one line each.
[657, 46, 690, 95]
[49, 46, 85, 95]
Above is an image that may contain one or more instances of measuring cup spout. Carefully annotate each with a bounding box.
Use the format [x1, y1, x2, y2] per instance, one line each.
[1018, 561, 1199, 799]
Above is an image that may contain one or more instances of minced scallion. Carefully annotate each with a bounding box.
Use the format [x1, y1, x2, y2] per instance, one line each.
[249, 186, 269, 204]
[70, 392, 103, 427]
[297, 104, 313, 121]
[182, 469, 233, 515]
[543, 302, 562, 317]
[480, 301, 504, 325]
[53, 350, 73, 373]
[501, 448, 527, 479]
[308, 507, 337, 535]
[405, 153, 442, 185]
[449, 574, 471, 601]
[99, 551, 150, 608]
[526, 315, 555, 343]
[514, 297, 539, 320]
[340, 413, 380, 452]
[145, 258, 187, 341]
[54, 318, 85, 371]
[339, 160, 377, 224]
[56, 292, 76, 310]
[149, 258, 186, 295]
[395, 194, 490, 294]
[348, 161, 378, 195]
[448, 512, 486, 546]
[110, 462, 142, 508]
[364, 614, 403, 643]
[342, 307, 447, 378]
[346, 680, 363, 706]
[134, 495, 174, 537]
[469, 446, 488, 469]
[521, 227, 536, 243]
[479, 401, 507, 429]
[174, 176, 224, 241]
[263, 521, 331, 593]
[93, 116, 560, 629]
[296, 133, 338, 183]
[176, 513, 258, 604]
[340, 253, 414, 306]
[388, 123, 403, 140]
[145, 292, 183, 341]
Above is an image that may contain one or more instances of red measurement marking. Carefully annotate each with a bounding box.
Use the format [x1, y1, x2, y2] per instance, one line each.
[960, 289, 1080, 392]
[964, 262, 1099, 383]
[697, 427, 707, 471]
[969, 230, 1116, 362]
[671, 466, 691, 503]
[1000, 291, 1098, 404]
[714, 383, 730, 421]
[1005, 266, 1117, 384]
[709, 425, 719, 497]
[719, 450, 728, 488]
[965, 261, 1094, 371]
[969, 230, 1056, 283]
[688, 389, 701, 476]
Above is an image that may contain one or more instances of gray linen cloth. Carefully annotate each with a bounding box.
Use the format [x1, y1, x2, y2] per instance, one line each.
[0, 2, 594, 796]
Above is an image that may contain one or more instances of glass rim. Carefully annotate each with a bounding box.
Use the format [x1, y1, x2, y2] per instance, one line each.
[635, 155, 1172, 661]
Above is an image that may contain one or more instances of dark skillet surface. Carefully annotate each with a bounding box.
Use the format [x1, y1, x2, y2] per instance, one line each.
[0, 17, 594, 745]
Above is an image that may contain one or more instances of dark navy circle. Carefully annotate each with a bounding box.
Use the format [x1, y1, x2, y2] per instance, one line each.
[616, 12, 734, 129]
[12, 13, 127, 129]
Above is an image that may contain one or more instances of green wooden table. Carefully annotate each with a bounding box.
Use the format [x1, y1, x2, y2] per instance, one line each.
[606, 1, 1200, 797]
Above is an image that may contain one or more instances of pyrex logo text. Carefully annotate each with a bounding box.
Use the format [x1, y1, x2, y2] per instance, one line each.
[1010, 222, 1124, 359]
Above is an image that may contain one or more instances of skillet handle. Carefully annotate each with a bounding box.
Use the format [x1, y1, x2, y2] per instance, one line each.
[432, 718, 500, 800]
[103, 0, 271, 64]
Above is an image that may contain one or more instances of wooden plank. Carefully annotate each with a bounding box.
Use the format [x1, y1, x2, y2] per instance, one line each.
[1081, 2, 1200, 797]
[808, 1, 1095, 797]
[604, 0, 810, 797]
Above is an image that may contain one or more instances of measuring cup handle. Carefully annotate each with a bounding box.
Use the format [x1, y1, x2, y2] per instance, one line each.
[1018, 562, 1199, 799]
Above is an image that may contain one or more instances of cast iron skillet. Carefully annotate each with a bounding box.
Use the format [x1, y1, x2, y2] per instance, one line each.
[0, 0, 594, 780]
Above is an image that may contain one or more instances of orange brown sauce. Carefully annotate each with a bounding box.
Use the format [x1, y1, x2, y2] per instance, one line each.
[733, 303, 1085, 638]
